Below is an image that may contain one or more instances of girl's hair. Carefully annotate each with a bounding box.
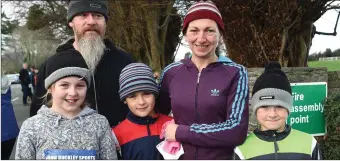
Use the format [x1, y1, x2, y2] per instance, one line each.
[41, 90, 52, 107]
[41, 83, 87, 109]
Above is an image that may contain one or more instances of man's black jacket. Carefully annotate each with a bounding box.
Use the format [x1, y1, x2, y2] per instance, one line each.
[19, 68, 30, 86]
[30, 38, 135, 127]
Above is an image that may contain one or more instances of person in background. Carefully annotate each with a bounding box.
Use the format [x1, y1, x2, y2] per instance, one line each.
[234, 62, 322, 160]
[19, 63, 32, 106]
[30, 0, 135, 127]
[157, 1, 249, 159]
[15, 50, 117, 160]
[1, 73, 20, 160]
[33, 68, 39, 92]
[29, 65, 36, 93]
[113, 63, 172, 160]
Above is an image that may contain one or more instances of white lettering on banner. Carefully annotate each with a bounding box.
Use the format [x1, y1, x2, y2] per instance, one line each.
[46, 155, 57, 160]
[44, 149, 96, 160]
[292, 92, 304, 101]
[290, 103, 324, 113]
[78, 156, 96, 160]
[46, 155, 94, 160]
[289, 115, 309, 125]
[289, 82, 327, 135]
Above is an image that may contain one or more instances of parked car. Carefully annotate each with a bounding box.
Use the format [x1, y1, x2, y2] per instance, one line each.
[6, 74, 20, 84]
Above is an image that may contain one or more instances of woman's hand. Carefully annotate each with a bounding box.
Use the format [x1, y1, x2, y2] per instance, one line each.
[165, 123, 179, 142]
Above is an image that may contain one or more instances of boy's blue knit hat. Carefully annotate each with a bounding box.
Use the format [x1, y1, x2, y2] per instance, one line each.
[119, 63, 159, 101]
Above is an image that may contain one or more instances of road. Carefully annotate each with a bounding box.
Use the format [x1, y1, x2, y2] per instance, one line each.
[8, 84, 31, 159]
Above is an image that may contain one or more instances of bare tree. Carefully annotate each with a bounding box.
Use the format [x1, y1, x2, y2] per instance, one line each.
[183, 0, 340, 67]
[215, 0, 335, 67]
[5, 1, 183, 70]
[6, 1, 71, 41]
[1, 50, 23, 73]
[13, 26, 59, 67]
[106, 0, 181, 71]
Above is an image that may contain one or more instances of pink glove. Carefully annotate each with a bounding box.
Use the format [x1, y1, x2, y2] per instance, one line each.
[160, 120, 181, 154]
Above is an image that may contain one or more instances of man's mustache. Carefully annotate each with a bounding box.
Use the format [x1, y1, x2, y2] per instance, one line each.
[83, 28, 100, 34]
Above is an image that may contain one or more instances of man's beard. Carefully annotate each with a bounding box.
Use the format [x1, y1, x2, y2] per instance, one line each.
[77, 34, 105, 73]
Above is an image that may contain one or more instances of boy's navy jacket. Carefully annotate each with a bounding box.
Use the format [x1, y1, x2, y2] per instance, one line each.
[113, 111, 172, 160]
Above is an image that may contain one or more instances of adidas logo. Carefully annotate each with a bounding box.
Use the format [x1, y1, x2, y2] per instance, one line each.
[211, 89, 219, 96]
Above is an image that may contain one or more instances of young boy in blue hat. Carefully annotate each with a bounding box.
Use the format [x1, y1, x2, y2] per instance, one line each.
[113, 63, 172, 160]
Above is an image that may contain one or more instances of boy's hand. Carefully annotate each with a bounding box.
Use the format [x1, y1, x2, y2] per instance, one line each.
[165, 123, 179, 142]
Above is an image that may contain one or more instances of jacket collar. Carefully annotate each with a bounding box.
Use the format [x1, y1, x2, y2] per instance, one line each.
[217, 55, 233, 63]
[182, 55, 234, 68]
[253, 124, 291, 142]
[126, 111, 159, 125]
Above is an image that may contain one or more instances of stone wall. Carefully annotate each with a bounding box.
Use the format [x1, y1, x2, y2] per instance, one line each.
[247, 67, 330, 132]
[328, 71, 340, 95]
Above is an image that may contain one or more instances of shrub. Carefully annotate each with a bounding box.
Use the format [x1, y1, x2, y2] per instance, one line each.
[323, 91, 340, 159]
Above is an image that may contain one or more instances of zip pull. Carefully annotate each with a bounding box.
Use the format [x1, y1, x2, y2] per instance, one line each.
[197, 72, 201, 83]
[146, 120, 151, 136]
[273, 133, 279, 159]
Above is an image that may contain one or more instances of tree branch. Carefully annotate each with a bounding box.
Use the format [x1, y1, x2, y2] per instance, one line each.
[315, 11, 340, 36]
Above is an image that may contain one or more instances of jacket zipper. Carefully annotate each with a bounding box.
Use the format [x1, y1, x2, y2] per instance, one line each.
[91, 74, 99, 112]
[91, 48, 109, 113]
[146, 120, 151, 135]
[195, 72, 201, 121]
[197, 72, 201, 83]
[273, 133, 279, 159]
[194, 72, 201, 159]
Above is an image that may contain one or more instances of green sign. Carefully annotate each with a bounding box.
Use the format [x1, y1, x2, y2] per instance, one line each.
[287, 82, 327, 136]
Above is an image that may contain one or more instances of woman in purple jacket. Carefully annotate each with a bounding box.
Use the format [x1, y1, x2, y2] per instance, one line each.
[157, 1, 249, 159]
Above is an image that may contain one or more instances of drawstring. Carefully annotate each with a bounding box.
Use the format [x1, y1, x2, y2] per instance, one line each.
[92, 73, 99, 112]
[76, 116, 86, 128]
[54, 115, 62, 127]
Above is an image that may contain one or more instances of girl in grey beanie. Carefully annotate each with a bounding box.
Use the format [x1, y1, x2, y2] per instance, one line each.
[15, 50, 118, 160]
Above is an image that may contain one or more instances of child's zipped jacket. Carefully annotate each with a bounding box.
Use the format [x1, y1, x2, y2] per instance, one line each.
[234, 125, 322, 160]
[113, 111, 172, 160]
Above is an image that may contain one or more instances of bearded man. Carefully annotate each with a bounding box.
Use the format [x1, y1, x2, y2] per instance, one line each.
[30, 0, 135, 127]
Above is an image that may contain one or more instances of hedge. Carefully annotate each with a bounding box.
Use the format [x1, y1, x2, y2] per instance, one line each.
[323, 91, 340, 159]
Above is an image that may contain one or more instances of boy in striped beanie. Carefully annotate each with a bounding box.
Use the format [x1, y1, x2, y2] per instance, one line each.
[112, 63, 172, 159]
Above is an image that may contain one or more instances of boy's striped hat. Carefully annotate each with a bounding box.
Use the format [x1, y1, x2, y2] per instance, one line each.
[119, 63, 158, 101]
[182, 1, 224, 33]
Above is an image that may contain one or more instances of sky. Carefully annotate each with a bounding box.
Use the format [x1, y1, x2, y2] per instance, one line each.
[309, 8, 340, 54]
